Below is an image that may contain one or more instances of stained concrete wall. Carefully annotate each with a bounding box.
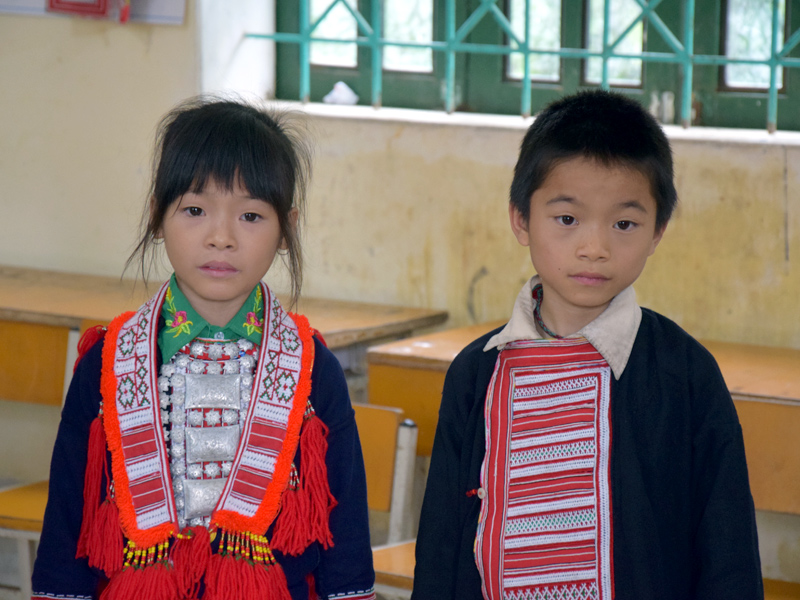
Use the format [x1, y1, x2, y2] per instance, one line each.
[299, 106, 800, 349]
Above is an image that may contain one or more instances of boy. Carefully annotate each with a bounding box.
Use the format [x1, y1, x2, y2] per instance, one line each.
[412, 90, 762, 600]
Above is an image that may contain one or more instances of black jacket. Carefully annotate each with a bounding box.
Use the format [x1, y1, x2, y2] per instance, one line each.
[412, 308, 763, 600]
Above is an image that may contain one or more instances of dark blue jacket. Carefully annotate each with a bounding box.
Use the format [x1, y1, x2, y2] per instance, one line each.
[32, 335, 375, 600]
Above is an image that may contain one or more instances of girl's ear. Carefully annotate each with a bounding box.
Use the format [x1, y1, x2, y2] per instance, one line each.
[149, 197, 164, 239]
[279, 207, 299, 250]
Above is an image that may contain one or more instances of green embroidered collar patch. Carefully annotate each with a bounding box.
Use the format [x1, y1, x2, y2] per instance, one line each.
[158, 274, 265, 363]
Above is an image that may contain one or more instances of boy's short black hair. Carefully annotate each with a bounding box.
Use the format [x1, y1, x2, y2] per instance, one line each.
[510, 90, 677, 230]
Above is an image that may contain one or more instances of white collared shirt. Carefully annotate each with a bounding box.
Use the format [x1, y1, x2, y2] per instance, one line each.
[483, 275, 642, 380]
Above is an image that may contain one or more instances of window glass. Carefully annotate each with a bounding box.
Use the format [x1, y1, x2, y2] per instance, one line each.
[507, 0, 562, 82]
[585, 0, 643, 85]
[310, 0, 358, 68]
[383, 0, 434, 72]
[724, 0, 785, 88]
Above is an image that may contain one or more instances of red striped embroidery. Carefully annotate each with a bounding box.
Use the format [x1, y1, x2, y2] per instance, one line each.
[476, 338, 614, 600]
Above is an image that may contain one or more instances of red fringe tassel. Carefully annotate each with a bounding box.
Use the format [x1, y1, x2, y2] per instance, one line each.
[76, 415, 124, 577]
[75, 325, 106, 373]
[100, 562, 178, 600]
[204, 554, 291, 600]
[299, 415, 337, 549]
[170, 527, 211, 598]
[271, 483, 311, 556]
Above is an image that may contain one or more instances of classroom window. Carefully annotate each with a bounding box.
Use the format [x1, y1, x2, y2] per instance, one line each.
[383, 0, 435, 72]
[723, 0, 785, 89]
[506, 0, 561, 82]
[584, 0, 644, 86]
[268, 0, 800, 130]
[310, 0, 358, 67]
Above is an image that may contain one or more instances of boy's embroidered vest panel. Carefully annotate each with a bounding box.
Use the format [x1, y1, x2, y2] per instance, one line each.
[476, 338, 614, 600]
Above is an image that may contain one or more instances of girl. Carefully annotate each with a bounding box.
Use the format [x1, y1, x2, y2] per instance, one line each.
[31, 98, 376, 600]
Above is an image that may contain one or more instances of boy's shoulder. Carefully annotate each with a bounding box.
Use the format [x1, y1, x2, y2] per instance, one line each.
[638, 307, 714, 356]
[450, 324, 506, 371]
[634, 307, 725, 383]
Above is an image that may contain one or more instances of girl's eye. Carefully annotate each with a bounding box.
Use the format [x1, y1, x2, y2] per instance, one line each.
[242, 212, 262, 223]
[616, 220, 636, 231]
[185, 206, 204, 217]
[556, 215, 576, 226]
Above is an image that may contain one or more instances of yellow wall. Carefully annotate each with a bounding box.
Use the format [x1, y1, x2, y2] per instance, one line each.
[0, 8, 198, 278]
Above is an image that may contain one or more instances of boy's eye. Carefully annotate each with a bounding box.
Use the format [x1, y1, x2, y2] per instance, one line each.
[556, 215, 576, 226]
[242, 212, 262, 222]
[185, 206, 204, 217]
[616, 220, 636, 231]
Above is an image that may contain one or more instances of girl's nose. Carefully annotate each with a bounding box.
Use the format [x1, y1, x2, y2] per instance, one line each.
[207, 218, 236, 249]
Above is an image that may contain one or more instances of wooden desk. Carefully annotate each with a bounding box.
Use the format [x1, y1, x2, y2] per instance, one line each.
[0, 265, 448, 405]
[373, 540, 415, 590]
[368, 323, 800, 514]
[703, 340, 800, 515]
[367, 321, 502, 455]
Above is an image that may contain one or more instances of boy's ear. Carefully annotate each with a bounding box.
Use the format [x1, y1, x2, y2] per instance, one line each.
[649, 223, 667, 256]
[279, 207, 299, 250]
[508, 202, 532, 247]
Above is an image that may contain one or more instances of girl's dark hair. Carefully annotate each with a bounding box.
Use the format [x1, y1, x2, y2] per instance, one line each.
[127, 96, 312, 307]
[510, 90, 677, 230]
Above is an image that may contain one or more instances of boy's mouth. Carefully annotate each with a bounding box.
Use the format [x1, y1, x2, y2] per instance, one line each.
[570, 272, 609, 286]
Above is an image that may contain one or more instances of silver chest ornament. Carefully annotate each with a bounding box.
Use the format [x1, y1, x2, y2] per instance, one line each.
[158, 338, 258, 530]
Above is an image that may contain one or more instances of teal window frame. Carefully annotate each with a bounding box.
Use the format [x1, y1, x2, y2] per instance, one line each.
[251, 0, 800, 131]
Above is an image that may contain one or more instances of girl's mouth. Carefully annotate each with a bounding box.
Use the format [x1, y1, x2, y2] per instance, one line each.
[199, 262, 238, 276]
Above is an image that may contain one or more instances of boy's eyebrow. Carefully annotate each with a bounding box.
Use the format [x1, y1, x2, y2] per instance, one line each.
[545, 195, 577, 206]
[545, 196, 651, 213]
[616, 199, 650, 213]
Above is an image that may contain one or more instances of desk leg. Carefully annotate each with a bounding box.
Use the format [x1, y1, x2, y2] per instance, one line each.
[16, 537, 33, 600]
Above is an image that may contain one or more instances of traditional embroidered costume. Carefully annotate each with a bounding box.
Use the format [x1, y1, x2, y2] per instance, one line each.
[32, 278, 376, 600]
[412, 276, 763, 600]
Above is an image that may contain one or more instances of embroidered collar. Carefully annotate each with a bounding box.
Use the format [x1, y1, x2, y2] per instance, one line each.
[158, 273, 265, 363]
[101, 280, 315, 548]
[483, 275, 642, 380]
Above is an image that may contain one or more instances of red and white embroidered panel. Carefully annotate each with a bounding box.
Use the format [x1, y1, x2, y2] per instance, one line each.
[217, 286, 304, 517]
[111, 283, 176, 531]
[110, 281, 306, 535]
[476, 338, 613, 600]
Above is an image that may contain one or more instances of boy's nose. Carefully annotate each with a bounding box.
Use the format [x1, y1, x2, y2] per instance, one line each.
[577, 228, 610, 260]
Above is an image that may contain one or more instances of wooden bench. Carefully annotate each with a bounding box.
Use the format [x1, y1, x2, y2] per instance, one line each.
[0, 481, 49, 600]
[367, 322, 800, 594]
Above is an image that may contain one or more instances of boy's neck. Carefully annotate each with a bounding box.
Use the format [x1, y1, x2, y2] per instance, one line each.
[537, 291, 610, 338]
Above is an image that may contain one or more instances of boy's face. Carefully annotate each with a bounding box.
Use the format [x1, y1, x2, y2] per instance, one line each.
[510, 156, 665, 336]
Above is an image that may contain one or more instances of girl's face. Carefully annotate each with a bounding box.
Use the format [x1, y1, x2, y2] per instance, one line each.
[159, 178, 286, 327]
